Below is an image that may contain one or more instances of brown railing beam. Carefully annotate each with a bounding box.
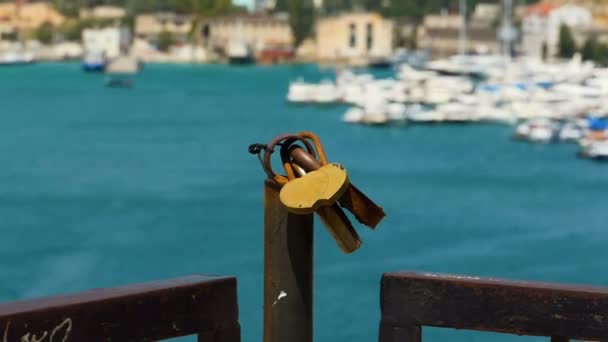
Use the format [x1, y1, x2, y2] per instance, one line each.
[379, 321, 421, 342]
[0, 275, 239, 342]
[263, 180, 314, 342]
[380, 272, 608, 342]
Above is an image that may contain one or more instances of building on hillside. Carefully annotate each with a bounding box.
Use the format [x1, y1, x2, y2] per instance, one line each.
[0, 2, 64, 35]
[79, 6, 126, 21]
[135, 13, 192, 46]
[82, 27, 131, 59]
[470, 3, 501, 28]
[315, 12, 394, 62]
[521, 2, 592, 58]
[417, 8, 500, 58]
[199, 13, 294, 58]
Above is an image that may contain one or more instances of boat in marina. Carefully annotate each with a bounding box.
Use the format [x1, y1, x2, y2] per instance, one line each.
[83, 51, 107, 72]
[0, 51, 35, 66]
[437, 103, 478, 123]
[287, 80, 317, 103]
[514, 119, 557, 143]
[104, 55, 140, 88]
[286, 52, 608, 160]
[579, 141, 608, 160]
[559, 122, 586, 142]
[313, 80, 341, 104]
[227, 41, 254, 65]
[342, 107, 365, 124]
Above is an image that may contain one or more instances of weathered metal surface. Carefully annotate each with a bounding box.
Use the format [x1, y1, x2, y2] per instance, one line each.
[264, 181, 313, 342]
[379, 321, 421, 342]
[290, 147, 385, 229]
[316, 204, 361, 254]
[380, 272, 608, 341]
[0, 275, 239, 342]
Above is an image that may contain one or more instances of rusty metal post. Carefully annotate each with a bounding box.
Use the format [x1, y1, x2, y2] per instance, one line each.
[264, 180, 314, 342]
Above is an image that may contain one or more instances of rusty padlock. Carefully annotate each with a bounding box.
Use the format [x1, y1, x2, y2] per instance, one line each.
[285, 132, 386, 229]
[279, 141, 362, 254]
[251, 132, 384, 254]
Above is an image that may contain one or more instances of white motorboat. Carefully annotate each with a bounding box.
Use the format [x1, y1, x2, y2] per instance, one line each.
[559, 122, 585, 142]
[227, 41, 254, 64]
[83, 50, 106, 72]
[579, 141, 608, 160]
[342, 107, 365, 124]
[408, 109, 445, 124]
[341, 84, 365, 105]
[360, 99, 389, 125]
[514, 119, 557, 143]
[386, 103, 408, 122]
[436, 103, 478, 123]
[313, 80, 341, 104]
[287, 80, 316, 103]
[0, 50, 34, 66]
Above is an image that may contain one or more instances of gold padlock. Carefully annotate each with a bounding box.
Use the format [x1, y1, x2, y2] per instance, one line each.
[280, 154, 361, 254]
[279, 163, 350, 215]
[288, 146, 385, 228]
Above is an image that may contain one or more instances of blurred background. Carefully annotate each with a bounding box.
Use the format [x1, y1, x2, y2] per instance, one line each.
[1, 0, 608, 342]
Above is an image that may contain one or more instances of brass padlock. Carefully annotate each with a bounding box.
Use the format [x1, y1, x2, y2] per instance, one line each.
[288, 145, 385, 228]
[251, 132, 382, 254]
[279, 163, 350, 215]
[280, 151, 362, 254]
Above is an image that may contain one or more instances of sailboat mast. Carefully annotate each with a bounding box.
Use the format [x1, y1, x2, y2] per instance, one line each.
[459, 0, 467, 56]
[502, 0, 513, 59]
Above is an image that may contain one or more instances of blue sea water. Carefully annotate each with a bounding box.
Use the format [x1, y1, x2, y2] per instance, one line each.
[1, 63, 608, 342]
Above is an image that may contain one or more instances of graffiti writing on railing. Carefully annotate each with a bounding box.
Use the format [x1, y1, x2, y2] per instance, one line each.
[2, 318, 72, 342]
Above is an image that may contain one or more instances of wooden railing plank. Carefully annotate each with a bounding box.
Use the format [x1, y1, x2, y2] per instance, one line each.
[381, 272, 608, 341]
[0, 275, 239, 342]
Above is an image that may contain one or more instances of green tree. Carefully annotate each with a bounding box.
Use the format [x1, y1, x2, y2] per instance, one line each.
[287, 0, 315, 47]
[558, 24, 576, 58]
[581, 36, 598, 61]
[35, 22, 55, 44]
[52, 0, 84, 17]
[59, 21, 79, 42]
[0, 31, 18, 41]
[157, 30, 175, 52]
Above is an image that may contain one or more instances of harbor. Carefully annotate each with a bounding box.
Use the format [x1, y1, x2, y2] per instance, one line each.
[287, 55, 608, 161]
[2, 0, 608, 341]
[1, 62, 608, 342]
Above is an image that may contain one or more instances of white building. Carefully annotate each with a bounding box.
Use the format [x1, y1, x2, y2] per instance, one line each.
[315, 12, 394, 61]
[82, 27, 131, 59]
[522, 2, 592, 58]
[79, 6, 126, 21]
[200, 14, 293, 54]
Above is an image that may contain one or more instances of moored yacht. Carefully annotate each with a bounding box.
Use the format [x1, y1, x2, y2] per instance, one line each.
[83, 50, 106, 72]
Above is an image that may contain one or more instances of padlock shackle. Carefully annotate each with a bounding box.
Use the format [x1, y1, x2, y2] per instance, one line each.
[298, 131, 329, 165]
[262, 134, 316, 183]
[289, 146, 322, 172]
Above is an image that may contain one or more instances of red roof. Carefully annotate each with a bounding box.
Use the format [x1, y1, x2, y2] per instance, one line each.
[525, 2, 557, 17]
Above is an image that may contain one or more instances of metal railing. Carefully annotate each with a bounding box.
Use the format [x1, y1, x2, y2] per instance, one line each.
[0, 275, 240, 342]
[379, 272, 608, 342]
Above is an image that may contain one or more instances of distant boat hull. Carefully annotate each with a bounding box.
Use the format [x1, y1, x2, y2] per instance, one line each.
[83, 63, 106, 72]
[228, 56, 254, 65]
[0, 60, 34, 66]
[368, 59, 393, 69]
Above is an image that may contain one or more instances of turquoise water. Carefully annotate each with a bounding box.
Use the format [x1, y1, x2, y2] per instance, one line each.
[1, 63, 608, 342]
